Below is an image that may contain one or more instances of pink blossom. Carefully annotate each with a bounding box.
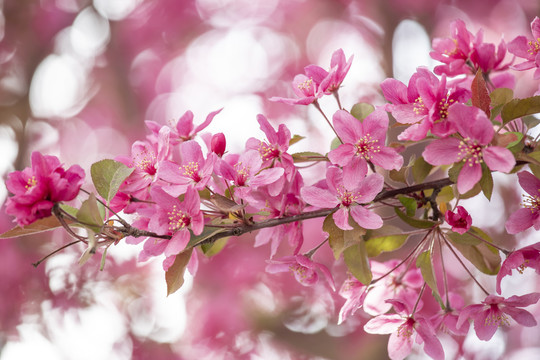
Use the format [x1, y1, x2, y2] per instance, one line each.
[457, 293, 540, 341]
[364, 299, 444, 360]
[158, 140, 217, 197]
[380, 68, 470, 141]
[300, 166, 384, 230]
[328, 109, 403, 178]
[265, 254, 335, 291]
[505, 171, 540, 234]
[430, 293, 470, 337]
[496, 242, 540, 294]
[210, 133, 226, 157]
[422, 104, 515, 193]
[141, 186, 204, 265]
[445, 205, 472, 234]
[508, 17, 540, 79]
[5, 151, 85, 226]
[338, 275, 368, 324]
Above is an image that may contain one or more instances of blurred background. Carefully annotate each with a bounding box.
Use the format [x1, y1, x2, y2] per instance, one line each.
[1, 0, 540, 359]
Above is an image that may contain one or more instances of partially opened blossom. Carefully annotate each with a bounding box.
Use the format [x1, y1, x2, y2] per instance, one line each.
[265, 254, 335, 291]
[423, 104, 515, 193]
[457, 293, 540, 341]
[338, 275, 368, 324]
[142, 186, 204, 266]
[328, 109, 403, 178]
[301, 166, 384, 230]
[364, 299, 444, 360]
[505, 171, 540, 234]
[496, 242, 540, 294]
[508, 17, 540, 79]
[158, 140, 217, 196]
[445, 205, 472, 234]
[5, 151, 85, 226]
[269, 73, 323, 105]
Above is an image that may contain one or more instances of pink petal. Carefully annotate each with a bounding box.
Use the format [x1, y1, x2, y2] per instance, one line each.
[333, 207, 352, 230]
[350, 205, 383, 229]
[517, 171, 540, 197]
[388, 329, 413, 360]
[364, 315, 404, 334]
[473, 308, 499, 341]
[301, 186, 339, 209]
[457, 162, 482, 194]
[164, 230, 190, 257]
[505, 208, 536, 234]
[483, 147, 515, 173]
[328, 144, 356, 166]
[355, 173, 384, 202]
[333, 110, 363, 143]
[503, 307, 537, 327]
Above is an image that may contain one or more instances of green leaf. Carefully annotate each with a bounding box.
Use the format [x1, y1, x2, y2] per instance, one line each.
[344, 242, 372, 284]
[291, 151, 327, 163]
[90, 159, 134, 202]
[490, 87, 513, 107]
[447, 226, 492, 246]
[412, 156, 433, 184]
[201, 237, 229, 257]
[416, 250, 440, 297]
[323, 214, 365, 260]
[436, 186, 454, 204]
[165, 248, 193, 296]
[76, 193, 105, 233]
[350, 103, 375, 121]
[448, 230, 500, 275]
[398, 196, 417, 217]
[330, 137, 341, 151]
[448, 161, 465, 183]
[479, 165, 493, 200]
[501, 95, 540, 125]
[185, 226, 230, 248]
[527, 151, 540, 179]
[389, 168, 408, 184]
[0, 215, 67, 239]
[365, 226, 409, 257]
[289, 134, 305, 146]
[394, 208, 437, 229]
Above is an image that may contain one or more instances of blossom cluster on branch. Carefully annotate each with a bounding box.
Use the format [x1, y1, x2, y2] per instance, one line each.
[4, 16, 540, 360]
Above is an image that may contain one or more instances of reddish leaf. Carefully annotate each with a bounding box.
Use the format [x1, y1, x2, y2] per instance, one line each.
[0, 215, 67, 239]
[471, 70, 491, 118]
[165, 249, 193, 296]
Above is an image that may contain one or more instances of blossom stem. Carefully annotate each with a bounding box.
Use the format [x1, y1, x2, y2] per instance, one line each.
[333, 91, 343, 109]
[312, 101, 343, 144]
[305, 238, 329, 258]
[32, 240, 82, 268]
[412, 282, 427, 315]
[436, 230, 451, 309]
[442, 234, 490, 296]
[466, 230, 510, 255]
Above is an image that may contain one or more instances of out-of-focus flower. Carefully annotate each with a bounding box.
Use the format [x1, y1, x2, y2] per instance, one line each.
[265, 254, 335, 291]
[508, 16, 540, 79]
[5, 151, 85, 226]
[506, 171, 540, 234]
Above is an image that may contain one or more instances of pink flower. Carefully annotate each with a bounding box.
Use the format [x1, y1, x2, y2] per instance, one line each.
[508, 17, 540, 79]
[505, 171, 540, 234]
[142, 186, 204, 263]
[457, 293, 540, 341]
[364, 299, 444, 360]
[210, 133, 226, 157]
[445, 205, 472, 234]
[158, 140, 217, 197]
[496, 242, 540, 294]
[338, 275, 368, 324]
[422, 104, 515, 193]
[300, 166, 384, 231]
[5, 151, 85, 226]
[430, 293, 470, 336]
[380, 68, 470, 141]
[328, 109, 403, 178]
[265, 254, 335, 291]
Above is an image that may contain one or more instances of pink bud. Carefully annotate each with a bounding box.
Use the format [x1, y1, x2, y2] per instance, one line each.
[445, 206, 472, 234]
[211, 133, 226, 157]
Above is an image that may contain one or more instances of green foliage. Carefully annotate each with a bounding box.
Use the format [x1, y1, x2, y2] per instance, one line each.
[201, 237, 229, 257]
[350, 103, 375, 121]
[0, 215, 65, 238]
[394, 208, 437, 229]
[186, 226, 230, 248]
[90, 159, 134, 202]
[165, 249, 193, 296]
[412, 156, 433, 184]
[343, 241, 372, 284]
[447, 229, 500, 275]
[323, 214, 365, 260]
[479, 165, 493, 200]
[291, 151, 327, 163]
[364, 226, 409, 257]
[416, 250, 440, 298]
[501, 95, 540, 125]
[289, 134, 305, 146]
[398, 196, 417, 216]
[76, 193, 105, 233]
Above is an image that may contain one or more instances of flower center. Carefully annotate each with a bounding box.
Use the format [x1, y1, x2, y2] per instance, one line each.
[517, 259, 530, 274]
[413, 97, 427, 115]
[437, 96, 455, 120]
[234, 162, 250, 186]
[259, 143, 280, 162]
[167, 205, 190, 232]
[135, 150, 157, 175]
[355, 134, 380, 160]
[443, 38, 460, 56]
[522, 194, 540, 213]
[298, 78, 313, 91]
[289, 264, 316, 284]
[485, 305, 510, 327]
[397, 318, 415, 338]
[458, 138, 484, 166]
[182, 161, 201, 182]
[25, 176, 37, 190]
[338, 187, 360, 207]
[528, 38, 540, 56]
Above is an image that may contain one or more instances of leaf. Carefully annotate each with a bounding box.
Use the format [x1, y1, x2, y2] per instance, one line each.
[343, 242, 372, 284]
[389, 168, 408, 184]
[323, 214, 365, 260]
[201, 237, 229, 257]
[185, 226, 230, 248]
[447, 226, 491, 246]
[527, 151, 540, 179]
[350, 103, 375, 121]
[165, 248, 193, 296]
[330, 137, 341, 151]
[398, 196, 417, 217]
[289, 134, 305, 146]
[90, 159, 134, 202]
[447, 228, 500, 275]
[493, 132, 523, 149]
[76, 193, 105, 233]
[365, 226, 409, 257]
[78, 230, 97, 266]
[394, 208, 437, 229]
[471, 70, 491, 118]
[210, 193, 246, 213]
[490, 87, 513, 107]
[501, 95, 540, 125]
[448, 161, 465, 183]
[479, 165, 493, 200]
[412, 156, 433, 184]
[436, 186, 454, 204]
[0, 215, 67, 239]
[416, 250, 440, 297]
[291, 151, 327, 163]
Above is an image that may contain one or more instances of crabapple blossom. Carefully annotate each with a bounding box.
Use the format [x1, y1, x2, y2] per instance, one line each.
[457, 293, 540, 341]
[445, 205, 472, 234]
[422, 104, 515, 193]
[508, 16, 540, 79]
[265, 254, 336, 291]
[5, 151, 85, 226]
[505, 171, 540, 234]
[496, 242, 540, 294]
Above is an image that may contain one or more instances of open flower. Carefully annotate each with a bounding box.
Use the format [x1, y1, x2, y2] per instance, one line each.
[505, 171, 540, 234]
[457, 293, 540, 341]
[508, 16, 540, 79]
[422, 104, 515, 193]
[496, 242, 540, 294]
[5, 151, 85, 226]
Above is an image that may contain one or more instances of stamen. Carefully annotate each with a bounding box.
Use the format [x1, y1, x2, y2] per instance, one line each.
[355, 133, 380, 160]
[167, 205, 190, 232]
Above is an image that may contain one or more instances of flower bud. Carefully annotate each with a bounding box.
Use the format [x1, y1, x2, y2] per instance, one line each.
[445, 206, 472, 234]
[211, 133, 226, 157]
